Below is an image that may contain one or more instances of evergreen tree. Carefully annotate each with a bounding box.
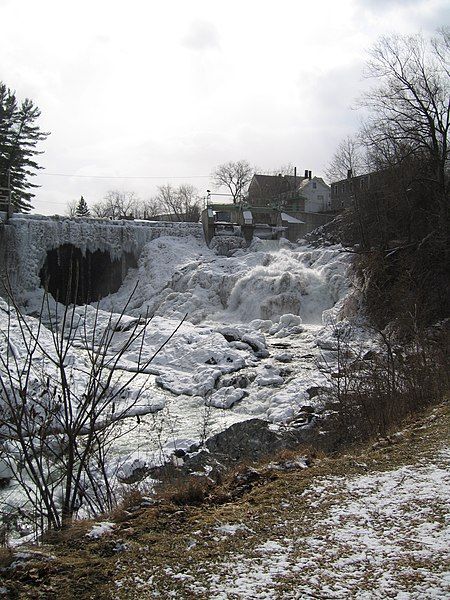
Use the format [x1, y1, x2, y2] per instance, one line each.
[0, 82, 49, 213]
[75, 195, 90, 217]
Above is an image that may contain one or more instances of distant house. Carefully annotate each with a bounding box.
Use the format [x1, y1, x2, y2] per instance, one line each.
[247, 170, 331, 214]
[247, 174, 305, 211]
[330, 170, 383, 211]
[297, 176, 332, 213]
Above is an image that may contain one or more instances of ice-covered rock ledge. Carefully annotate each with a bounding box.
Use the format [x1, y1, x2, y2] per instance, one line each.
[0, 213, 203, 303]
[120, 414, 341, 485]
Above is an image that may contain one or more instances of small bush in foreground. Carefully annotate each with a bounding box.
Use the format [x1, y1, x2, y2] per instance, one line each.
[156, 476, 211, 506]
[325, 320, 449, 443]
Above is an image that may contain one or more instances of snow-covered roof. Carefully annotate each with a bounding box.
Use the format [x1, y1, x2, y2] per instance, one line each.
[280, 212, 304, 224]
[242, 210, 253, 224]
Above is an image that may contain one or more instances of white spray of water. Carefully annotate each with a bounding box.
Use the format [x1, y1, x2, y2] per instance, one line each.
[101, 237, 351, 326]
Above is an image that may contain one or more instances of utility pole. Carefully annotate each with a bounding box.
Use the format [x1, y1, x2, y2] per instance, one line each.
[1, 153, 13, 221]
[7, 166, 12, 219]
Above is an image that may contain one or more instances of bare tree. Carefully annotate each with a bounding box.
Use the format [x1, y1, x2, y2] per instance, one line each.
[325, 135, 366, 182]
[0, 287, 185, 534]
[91, 190, 139, 219]
[155, 183, 201, 222]
[66, 198, 78, 218]
[132, 198, 162, 220]
[177, 184, 202, 222]
[360, 30, 449, 192]
[156, 184, 181, 221]
[336, 30, 450, 331]
[211, 160, 253, 203]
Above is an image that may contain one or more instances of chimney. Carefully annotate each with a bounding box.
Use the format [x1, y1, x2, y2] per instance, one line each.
[347, 169, 353, 179]
[308, 170, 312, 179]
[304, 169, 308, 178]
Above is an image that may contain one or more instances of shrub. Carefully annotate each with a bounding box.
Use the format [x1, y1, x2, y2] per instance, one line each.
[0, 286, 184, 538]
[325, 320, 449, 443]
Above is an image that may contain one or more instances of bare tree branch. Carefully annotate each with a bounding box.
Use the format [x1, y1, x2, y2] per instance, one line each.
[211, 160, 253, 203]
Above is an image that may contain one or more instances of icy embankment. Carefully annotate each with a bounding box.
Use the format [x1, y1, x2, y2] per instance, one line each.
[3, 214, 202, 303]
[95, 235, 358, 432]
[3, 234, 360, 487]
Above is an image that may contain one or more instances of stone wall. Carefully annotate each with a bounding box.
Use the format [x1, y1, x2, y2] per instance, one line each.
[0, 213, 203, 304]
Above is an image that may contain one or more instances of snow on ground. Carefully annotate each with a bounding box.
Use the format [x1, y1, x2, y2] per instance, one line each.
[86, 522, 115, 539]
[148, 447, 450, 599]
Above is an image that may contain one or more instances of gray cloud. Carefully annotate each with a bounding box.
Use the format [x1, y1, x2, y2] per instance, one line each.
[358, 0, 424, 9]
[356, 0, 449, 27]
[182, 20, 220, 51]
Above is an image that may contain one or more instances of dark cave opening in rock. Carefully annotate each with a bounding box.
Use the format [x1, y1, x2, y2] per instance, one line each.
[39, 244, 138, 305]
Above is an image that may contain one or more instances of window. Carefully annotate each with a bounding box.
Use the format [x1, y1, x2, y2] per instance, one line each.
[312, 181, 317, 189]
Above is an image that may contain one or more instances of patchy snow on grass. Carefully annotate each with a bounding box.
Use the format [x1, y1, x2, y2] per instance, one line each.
[290, 449, 450, 598]
[86, 521, 115, 539]
[215, 523, 250, 536]
[206, 544, 293, 600]
[173, 448, 450, 598]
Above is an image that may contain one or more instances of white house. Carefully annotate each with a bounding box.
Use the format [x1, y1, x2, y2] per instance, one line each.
[297, 176, 331, 212]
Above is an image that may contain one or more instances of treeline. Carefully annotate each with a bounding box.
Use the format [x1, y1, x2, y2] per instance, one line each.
[67, 160, 256, 221]
[328, 30, 449, 334]
[68, 184, 203, 222]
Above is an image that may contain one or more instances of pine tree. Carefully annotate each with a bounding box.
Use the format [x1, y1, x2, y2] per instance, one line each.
[75, 196, 90, 217]
[0, 82, 49, 213]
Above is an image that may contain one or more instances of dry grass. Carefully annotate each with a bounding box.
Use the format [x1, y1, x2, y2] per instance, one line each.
[0, 546, 13, 568]
[155, 475, 212, 506]
[0, 401, 448, 599]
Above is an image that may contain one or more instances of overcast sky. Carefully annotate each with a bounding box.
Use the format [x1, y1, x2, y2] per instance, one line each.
[1, 0, 448, 214]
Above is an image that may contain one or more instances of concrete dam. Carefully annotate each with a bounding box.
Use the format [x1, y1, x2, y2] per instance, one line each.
[0, 213, 203, 305]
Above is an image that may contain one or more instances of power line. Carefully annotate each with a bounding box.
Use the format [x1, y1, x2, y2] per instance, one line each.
[39, 172, 211, 180]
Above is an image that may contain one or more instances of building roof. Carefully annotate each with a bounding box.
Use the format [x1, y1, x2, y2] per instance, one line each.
[250, 174, 331, 199]
[298, 176, 330, 190]
[330, 172, 372, 186]
[280, 212, 304, 223]
[249, 174, 307, 198]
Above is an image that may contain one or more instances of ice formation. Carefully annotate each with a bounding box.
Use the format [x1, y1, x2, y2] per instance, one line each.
[1, 223, 366, 518]
[100, 236, 350, 326]
[1, 214, 202, 303]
